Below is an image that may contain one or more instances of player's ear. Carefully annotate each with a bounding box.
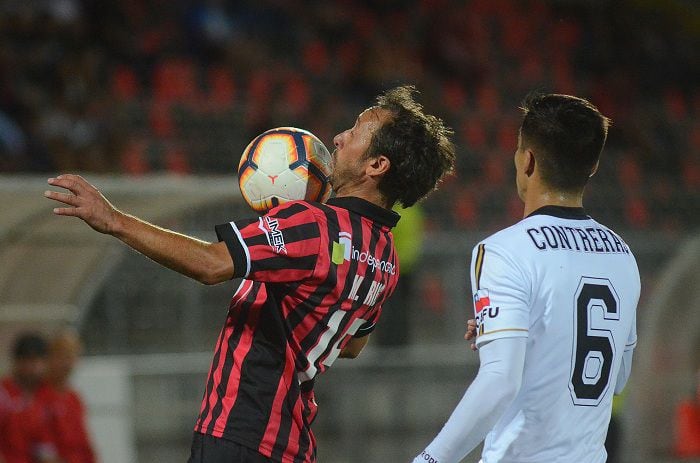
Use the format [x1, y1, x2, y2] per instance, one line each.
[525, 150, 536, 177]
[366, 154, 391, 178]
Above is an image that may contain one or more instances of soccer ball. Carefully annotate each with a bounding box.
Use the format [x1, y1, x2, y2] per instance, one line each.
[238, 127, 333, 213]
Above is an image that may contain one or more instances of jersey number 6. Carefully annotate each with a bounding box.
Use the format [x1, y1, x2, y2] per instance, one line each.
[569, 277, 620, 406]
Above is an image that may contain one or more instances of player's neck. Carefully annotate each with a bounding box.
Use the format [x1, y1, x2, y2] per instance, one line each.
[522, 185, 583, 218]
[334, 184, 391, 210]
[13, 376, 40, 393]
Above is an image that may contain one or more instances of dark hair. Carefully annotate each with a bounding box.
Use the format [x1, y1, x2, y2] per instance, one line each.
[13, 332, 48, 359]
[367, 86, 455, 207]
[520, 93, 611, 192]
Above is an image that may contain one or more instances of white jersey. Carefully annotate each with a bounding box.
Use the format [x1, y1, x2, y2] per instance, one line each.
[472, 206, 639, 463]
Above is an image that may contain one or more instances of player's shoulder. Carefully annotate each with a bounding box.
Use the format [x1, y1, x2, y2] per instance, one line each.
[592, 219, 640, 269]
[0, 377, 12, 398]
[592, 219, 634, 250]
[264, 200, 336, 235]
[0, 377, 20, 406]
[265, 200, 325, 220]
[477, 220, 536, 254]
[469, 224, 535, 282]
[472, 215, 581, 270]
[273, 199, 360, 219]
[0, 377, 16, 393]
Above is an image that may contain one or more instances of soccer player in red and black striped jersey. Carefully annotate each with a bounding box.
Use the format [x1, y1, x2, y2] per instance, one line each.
[45, 86, 456, 462]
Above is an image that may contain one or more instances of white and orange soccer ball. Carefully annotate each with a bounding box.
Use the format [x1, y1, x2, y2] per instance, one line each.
[237, 127, 333, 213]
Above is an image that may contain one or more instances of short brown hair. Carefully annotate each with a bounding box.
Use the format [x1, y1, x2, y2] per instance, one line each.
[366, 86, 456, 207]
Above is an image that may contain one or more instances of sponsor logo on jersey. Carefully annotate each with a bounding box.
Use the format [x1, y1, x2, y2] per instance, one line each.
[474, 288, 500, 335]
[474, 289, 491, 314]
[332, 232, 352, 265]
[332, 231, 396, 274]
[260, 216, 287, 254]
[350, 246, 396, 274]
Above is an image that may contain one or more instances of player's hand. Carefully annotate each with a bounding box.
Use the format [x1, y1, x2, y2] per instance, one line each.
[464, 318, 477, 351]
[45, 174, 121, 234]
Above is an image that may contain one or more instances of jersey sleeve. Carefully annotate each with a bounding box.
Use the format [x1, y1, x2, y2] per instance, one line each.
[353, 309, 381, 338]
[215, 202, 324, 283]
[625, 308, 637, 351]
[471, 242, 530, 348]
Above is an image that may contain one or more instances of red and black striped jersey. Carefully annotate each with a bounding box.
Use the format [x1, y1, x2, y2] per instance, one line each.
[194, 196, 400, 463]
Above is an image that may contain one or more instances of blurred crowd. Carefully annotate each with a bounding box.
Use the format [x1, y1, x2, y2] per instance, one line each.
[0, 0, 698, 231]
[0, 330, 95, 463]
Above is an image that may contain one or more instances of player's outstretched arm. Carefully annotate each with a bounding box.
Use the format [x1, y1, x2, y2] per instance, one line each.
[413, 337, 526, 463]
[45, 174, 233, 285]
[339, 335, 370, 359]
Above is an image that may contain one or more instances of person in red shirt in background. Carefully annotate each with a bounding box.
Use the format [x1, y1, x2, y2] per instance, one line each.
[673, 365, 700, 458]
[0, 333, 61, 463]
[40, 329, 96, 463]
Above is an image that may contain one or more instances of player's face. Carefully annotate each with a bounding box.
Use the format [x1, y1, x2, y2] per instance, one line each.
[330, 107, 391, 193]
[50, 334, 82, 382]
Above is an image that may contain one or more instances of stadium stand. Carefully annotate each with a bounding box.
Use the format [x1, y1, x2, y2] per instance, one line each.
[0, 0, 697, 231]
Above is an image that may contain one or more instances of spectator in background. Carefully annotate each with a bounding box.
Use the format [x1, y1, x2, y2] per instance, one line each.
[40, 329, 96, 463]
[0, 332, 61, 463]
[673, 365, 700, 458]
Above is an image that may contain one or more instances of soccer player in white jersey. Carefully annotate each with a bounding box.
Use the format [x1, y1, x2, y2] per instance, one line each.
[413, 93, 640, 463]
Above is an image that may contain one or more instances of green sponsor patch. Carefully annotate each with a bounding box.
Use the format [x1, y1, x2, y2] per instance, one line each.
[332, 241, 346, 265]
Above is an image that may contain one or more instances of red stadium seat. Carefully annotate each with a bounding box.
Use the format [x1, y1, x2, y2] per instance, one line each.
[452, 188, 478, 228]
[618, 156, 643, 190]
[111, 65, 140, 101]
[149, 103, 175, 138]
[442, 81, 468, 114]
[476, 84, 500, 117]
[303, 40, 330, 75]
[206, 67, 236, 111]
[483, 155, 507, 187]
[496, 119, 518, 154]
[337, 40, 361, 78]
[164, 145, 191, 175]
[153, 58, 199, 105]
[283, 75, 311, 117]
[624, 197, 650, 228]
[461, 118, 487, 151]
[420, 276, 445, 314]
[120, 139, 150, 175]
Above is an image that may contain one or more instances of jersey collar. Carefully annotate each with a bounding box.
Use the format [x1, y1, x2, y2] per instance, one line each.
[526, 205, 590, 220]
[326, 196, 401, 228]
